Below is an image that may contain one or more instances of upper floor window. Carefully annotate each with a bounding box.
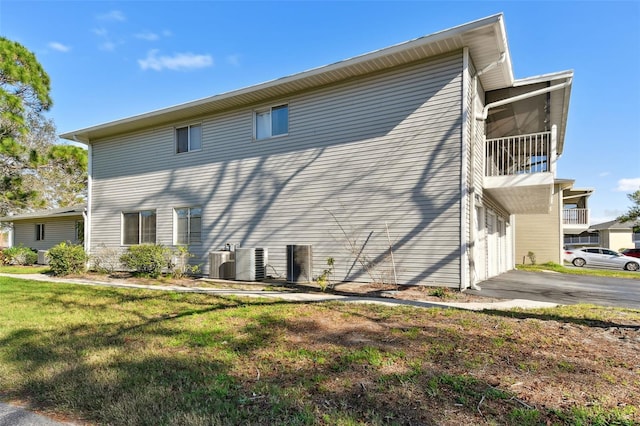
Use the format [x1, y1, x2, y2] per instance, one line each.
[176, 124, 202, 153]
[175, 207, 202, 244]
[122, 210, 156, 245]
[255, 104, 288, 140]
[35, 224, 45, 241]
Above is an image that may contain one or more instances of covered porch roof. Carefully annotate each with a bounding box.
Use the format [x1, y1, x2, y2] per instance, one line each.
[0, 206, 86, 223]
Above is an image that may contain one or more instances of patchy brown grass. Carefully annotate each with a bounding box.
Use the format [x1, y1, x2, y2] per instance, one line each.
[0, 275, 638, 425]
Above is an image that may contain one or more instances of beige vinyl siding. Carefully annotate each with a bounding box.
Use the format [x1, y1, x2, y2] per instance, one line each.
[90, 52, 465, 286]
[514, 186, 562, 264]
[12, 217, 82, 251]
[600, 230, 634, 251]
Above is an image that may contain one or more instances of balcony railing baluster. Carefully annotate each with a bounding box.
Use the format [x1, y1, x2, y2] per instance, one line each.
[486, 131, 551, 176]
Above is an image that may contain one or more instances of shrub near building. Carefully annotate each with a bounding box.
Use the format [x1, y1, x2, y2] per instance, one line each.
[47, 242, 88, 276]
[2, 245, 37, 266]
[120, 244, 170, 278]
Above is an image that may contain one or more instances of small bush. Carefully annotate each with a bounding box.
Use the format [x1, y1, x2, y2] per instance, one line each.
[47, 242, 88, 276]
[316, 257, 335, 292]
[526, 251, 537, 265]
[2, 245, 37, 265]
[428, 287, 451, 299]
[168, 246, 200, 279]
[120, 244, 170, 278]
[91, 243, 122, 274]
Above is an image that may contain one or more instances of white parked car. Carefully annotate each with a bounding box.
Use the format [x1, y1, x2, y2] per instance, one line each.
[564, 247, 640, 271]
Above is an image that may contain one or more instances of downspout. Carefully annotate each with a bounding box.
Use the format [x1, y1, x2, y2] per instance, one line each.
[461, 48, 470, 291]
[467, 52, 506, 291]
[74, 135, 91, 257]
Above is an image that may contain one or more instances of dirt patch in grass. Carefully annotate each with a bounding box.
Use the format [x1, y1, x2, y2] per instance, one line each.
[64, 271, 502, 304]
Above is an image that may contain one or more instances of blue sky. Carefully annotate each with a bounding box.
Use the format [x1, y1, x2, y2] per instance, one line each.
[1, 1, 639, 224]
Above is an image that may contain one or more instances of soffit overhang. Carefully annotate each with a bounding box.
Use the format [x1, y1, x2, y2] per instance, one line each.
[61, 13, 514, 143]
[484, 173, 555, 214]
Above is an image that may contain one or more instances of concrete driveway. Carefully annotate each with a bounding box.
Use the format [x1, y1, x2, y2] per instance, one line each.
[0, 402, 69, 426]
[467, 270, 640, 309]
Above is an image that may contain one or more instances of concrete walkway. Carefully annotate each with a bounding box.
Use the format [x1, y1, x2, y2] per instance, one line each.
[0, 272, 558, 425]
[0, 273, 560, 310]
[0, 402, 70, 426]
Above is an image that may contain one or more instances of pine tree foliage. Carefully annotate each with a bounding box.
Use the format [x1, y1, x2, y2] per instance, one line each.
[1, 37, 87, 217]
[617, 190, 640, 224]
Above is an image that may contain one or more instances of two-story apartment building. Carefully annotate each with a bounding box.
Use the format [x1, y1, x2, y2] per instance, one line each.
[61, 14, 573, 289]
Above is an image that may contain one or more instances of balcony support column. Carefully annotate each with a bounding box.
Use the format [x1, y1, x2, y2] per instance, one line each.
[550, 124, 557, 176]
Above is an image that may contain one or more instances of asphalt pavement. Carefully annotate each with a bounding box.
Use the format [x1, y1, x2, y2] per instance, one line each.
[467, 269, 640, 309]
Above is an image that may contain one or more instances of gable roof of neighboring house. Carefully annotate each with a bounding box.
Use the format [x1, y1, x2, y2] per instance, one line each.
[589, 219, 639, 231]
[60, 13, 573, 153]
[0, 205, 86, 223]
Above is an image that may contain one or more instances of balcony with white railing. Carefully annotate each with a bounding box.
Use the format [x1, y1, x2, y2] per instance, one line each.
[563, 208, 590, 233]
[483, 127, 557, 214]
[564, 234, 599, 246]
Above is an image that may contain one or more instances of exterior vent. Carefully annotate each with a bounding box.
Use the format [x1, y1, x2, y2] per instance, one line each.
[235, 248, 268, 281]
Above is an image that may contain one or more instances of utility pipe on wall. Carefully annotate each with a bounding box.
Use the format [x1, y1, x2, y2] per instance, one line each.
[467, 51, 506, 290]
[476, 78, 573, 121]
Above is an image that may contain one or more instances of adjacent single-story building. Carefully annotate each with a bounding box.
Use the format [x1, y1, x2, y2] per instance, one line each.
[588, 220, 638, 252]
[60, 14, 574, 289]
[0, 206, 85, 257]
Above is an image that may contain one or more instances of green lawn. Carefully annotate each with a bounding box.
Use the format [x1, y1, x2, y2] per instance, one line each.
[0, 276, 638, 425]
[0, 265, 50, 274]
[517, 262, 640, 279]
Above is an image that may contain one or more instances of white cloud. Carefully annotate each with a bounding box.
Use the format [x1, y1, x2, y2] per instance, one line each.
[48, 42, 70, 52]
[135, 31, 160, 41]
[598, 171, 610, 177]
[615, 178, 640, 192]
[138, 50, 213, 71]
[98, 10, 126, 22]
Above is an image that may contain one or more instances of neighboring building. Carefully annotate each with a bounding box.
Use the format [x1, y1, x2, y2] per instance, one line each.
[60, 14, 574, 289]
[514, 180, 593, 264]
[588, 220, 638, 252]
[0, 228, 10, 249]
[0, 206, 85, 257]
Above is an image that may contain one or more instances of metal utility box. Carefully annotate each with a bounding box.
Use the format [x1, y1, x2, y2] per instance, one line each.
[209, 251, 235, 280]
[37, 250, 49, 265]
[235, 248, 267, 281]
[286, 244, 313, 283]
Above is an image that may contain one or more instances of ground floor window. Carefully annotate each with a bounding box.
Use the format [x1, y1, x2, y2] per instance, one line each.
[35, 224, 45, 241]
[175, 207, 201, 244]
[122, 210, 156, 245]
[75, 221, 84, 243]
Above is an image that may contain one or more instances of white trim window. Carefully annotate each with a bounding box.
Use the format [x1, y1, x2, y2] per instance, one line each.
[174, 207, 202, 245]
[176, 124, 202, 153]
[255, 104, 288, 140]
[122, 210, 156, 245]
[35, 223, 45, 241]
